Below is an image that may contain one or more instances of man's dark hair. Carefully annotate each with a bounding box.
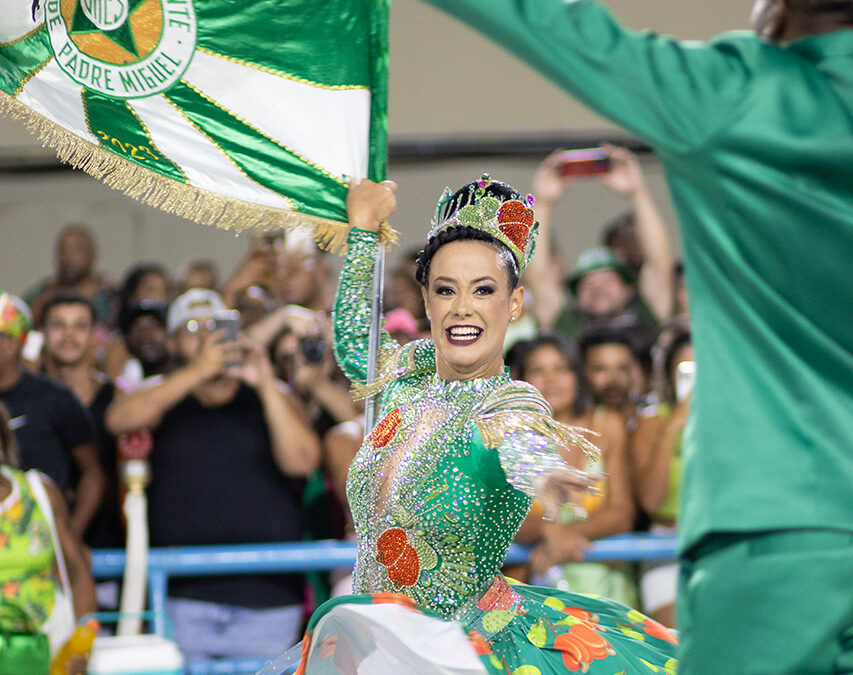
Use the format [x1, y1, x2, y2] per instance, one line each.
[578, 323, 637, 362]
[120, 300, 168, 336]
[42, 292, 96, 326]
[119, 264, 170, 308]
[415, 178, 521, 290]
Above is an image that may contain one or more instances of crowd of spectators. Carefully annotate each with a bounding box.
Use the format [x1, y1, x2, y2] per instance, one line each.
[0, 146, 690, 664]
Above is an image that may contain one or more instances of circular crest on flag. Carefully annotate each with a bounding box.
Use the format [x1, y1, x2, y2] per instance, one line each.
[82, 0, 130, 31]
[46, 0, 197, 99]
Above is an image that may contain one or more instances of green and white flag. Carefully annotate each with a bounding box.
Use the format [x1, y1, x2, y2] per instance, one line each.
[0, 0, 389, 244]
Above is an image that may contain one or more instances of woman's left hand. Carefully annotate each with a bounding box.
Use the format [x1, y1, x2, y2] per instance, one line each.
[534, 466, 598, 522]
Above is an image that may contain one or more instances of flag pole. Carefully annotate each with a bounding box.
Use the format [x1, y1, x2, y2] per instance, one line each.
[363, 244, 386, 432]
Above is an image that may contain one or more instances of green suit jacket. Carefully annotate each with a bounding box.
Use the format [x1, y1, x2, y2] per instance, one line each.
[422, 0, 853, 551]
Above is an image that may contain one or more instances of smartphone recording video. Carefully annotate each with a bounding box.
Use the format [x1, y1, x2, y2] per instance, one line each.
[213, 310, 241, 369]
[558, 147, 611, 177]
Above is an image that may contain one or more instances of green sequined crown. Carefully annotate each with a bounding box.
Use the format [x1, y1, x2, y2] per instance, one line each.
[428, 174, 538, 276]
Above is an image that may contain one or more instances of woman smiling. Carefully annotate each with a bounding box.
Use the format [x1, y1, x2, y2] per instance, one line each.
[275, 175, 677, 674]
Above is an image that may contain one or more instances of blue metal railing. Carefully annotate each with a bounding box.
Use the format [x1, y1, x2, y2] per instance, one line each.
[90, 534, 678, 674]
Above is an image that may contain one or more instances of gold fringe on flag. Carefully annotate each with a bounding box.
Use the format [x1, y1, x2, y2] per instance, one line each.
[0, 92, 398, 254]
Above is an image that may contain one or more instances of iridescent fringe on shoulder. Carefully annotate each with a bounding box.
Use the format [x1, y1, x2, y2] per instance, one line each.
[477, 410, 600, 461]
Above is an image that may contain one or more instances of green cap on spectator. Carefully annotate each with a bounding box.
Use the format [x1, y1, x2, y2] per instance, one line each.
[567, 246, 634, 296]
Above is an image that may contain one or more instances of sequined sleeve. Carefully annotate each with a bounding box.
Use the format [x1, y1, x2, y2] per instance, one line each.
[475, 381, 600, 498]
[332, 228, 400, 386]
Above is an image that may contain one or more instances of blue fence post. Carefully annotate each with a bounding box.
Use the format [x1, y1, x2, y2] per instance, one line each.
[147, 569, 169, 637]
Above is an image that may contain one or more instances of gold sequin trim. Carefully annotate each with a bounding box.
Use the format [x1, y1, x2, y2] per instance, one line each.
[0, 23, 44, 48]
[349, 341, 401, 400]
[12, 54, 52, 97]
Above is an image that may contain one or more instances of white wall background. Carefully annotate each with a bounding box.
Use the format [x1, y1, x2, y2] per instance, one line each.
[0, 0, 751, 295]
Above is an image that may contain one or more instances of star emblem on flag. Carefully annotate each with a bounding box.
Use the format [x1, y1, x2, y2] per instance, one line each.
[69, 0, 148, 57]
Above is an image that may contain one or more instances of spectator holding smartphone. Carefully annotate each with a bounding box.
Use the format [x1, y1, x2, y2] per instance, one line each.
[105, 289, 320, 664]
[526, 146, 674, 341]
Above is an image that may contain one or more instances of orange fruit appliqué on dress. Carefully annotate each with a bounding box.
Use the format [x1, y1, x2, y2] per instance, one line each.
[386, 544, 420, 587]
[370, 408, 401, 448]
[376, 527, 421, 588]
[562, 607, 599, 627]
[376, 527, 407, 566]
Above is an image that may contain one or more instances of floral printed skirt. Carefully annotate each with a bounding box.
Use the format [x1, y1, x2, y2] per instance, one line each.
[263, 576, 677, 675]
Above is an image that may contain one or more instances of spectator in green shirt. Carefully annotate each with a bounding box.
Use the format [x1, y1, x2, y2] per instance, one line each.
[527, 146, 672, 342]
[421, 0, 853, 671]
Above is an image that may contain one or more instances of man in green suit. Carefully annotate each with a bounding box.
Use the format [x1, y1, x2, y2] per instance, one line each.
[420, 0, 853, 671]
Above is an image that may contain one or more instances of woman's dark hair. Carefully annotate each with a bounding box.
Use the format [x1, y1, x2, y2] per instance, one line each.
[513, 333, 592, 416]
[117, 263, 171, 330]
[415, 178, 522, 289]
[664, 329, 692, 383]
[602, 211, 635, 248]
[119, 264, 170, 305]
[651, 325, 692, 404]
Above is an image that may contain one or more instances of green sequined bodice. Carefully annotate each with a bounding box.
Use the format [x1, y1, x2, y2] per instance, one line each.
[334, 229, 579, 619]
[346, 370, 530, 618]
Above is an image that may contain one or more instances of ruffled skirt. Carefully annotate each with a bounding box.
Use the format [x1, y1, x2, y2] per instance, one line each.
[258, 576, 677, 674]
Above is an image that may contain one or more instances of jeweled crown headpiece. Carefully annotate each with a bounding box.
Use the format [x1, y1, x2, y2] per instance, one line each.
[427, 173, 539, 276]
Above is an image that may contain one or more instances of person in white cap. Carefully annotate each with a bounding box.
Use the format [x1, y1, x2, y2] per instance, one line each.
[105, 289, 321, 663]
